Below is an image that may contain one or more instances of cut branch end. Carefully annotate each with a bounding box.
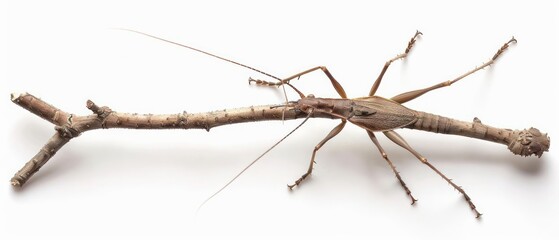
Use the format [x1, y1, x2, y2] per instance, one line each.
[86, 100, 100, 113]
[11, 92, 25, 102]
[10, 179, 21, 188]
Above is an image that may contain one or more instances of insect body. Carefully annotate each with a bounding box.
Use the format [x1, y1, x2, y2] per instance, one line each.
[296, 96, 417, 131]
[11, 30, 550, 219]
[244, 32, 548, 218]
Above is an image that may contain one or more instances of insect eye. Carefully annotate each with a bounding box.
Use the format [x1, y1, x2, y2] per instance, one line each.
[306, 94, 315, 98]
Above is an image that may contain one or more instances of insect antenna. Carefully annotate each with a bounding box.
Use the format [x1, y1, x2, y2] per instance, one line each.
[115, 28, 294, 105]
[196, 109, 314, 213]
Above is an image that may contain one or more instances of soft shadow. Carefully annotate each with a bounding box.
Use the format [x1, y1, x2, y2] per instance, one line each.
[11, 118, 53, 147]
[9, 128, 547, 194]
[336, 133, 546, 176]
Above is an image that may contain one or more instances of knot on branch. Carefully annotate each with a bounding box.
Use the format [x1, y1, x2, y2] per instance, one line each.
[87, 100, 112, 119]
[55, 125, 80, 139]
[508, 128, 550, 157]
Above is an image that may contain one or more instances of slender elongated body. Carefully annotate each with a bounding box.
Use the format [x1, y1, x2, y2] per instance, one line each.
[10, 92, 549, 187]
[297, 96, 416, 131]
[294, 96, 548, 157]
[10, 31, 550, 218]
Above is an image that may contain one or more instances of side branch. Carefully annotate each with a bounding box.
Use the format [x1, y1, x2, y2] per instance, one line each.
[10, 92, 333, 187]
[11, 92, 71, 126]
[10, 93, 549, 187]
[11, 133, 71, 187]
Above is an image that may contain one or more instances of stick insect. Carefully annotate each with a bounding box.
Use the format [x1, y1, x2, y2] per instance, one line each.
[10, 30, 550, 218]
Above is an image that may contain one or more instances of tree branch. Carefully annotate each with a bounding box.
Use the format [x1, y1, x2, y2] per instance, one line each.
[10, 92, 549, 188]
[9, 92, 334, 187]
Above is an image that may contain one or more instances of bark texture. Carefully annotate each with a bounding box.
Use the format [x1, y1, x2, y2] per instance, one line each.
[10, 92, 550, 187]
[9, 92, 319, 187]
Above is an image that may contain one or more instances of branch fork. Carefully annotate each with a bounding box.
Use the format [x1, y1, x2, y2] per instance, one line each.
[9, 92, 314, 187]
[9, 92, 549, 188]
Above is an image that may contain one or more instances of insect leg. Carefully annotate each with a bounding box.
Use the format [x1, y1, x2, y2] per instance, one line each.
[391, 37, 516, 104]
[366, 130, 417, 205]
[369, 30, 422, 96]
[250, 66, 348, 98]
[288, 120, 346, 189]
[383, 130, 481, 218]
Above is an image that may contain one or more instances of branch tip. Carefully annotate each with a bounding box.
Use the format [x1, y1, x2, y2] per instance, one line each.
[11, 92, 25, 102]
[11, 179, 21, 187]
[86, 100, 100, 113]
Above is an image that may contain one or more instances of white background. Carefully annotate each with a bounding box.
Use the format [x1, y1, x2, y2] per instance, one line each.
[2, 0, 558, 239]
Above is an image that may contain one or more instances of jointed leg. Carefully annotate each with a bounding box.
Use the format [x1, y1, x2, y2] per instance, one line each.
[249, 31, 423, 99]
[288, 120, 347, 189]
[249, 66, 348, 98]
[391, 37, 516, 104]
[383, 130, 481, 218]
[369, 30, 422, 96]
[367, 130, 417, 205]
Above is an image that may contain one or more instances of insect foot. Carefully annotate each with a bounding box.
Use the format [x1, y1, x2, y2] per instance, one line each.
[248, 77, 281, 87]
[287, 173, 310, 190]
[508, 128, 550, 157]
